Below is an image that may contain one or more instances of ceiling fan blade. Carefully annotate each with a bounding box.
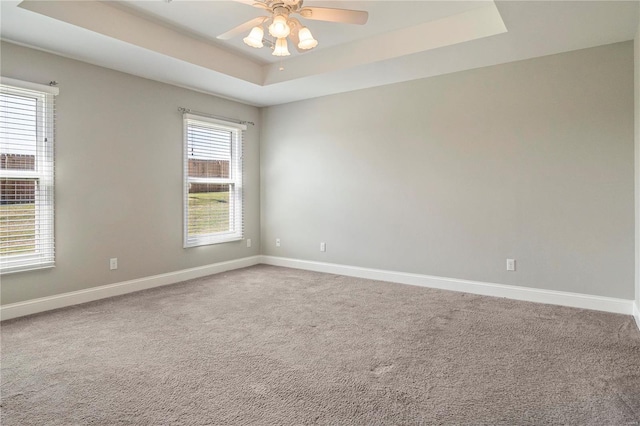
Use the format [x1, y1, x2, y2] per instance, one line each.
[298, 7, 368, 25]
[217, 16, 268, 40]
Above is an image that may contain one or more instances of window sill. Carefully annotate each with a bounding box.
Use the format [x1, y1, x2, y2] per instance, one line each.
[184, 235, 243, 248]
[0, 263, 55, 275]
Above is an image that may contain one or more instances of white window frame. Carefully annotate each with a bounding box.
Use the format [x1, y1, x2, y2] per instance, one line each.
[0, 77, 57, 274]
[183, 113, 244, 247]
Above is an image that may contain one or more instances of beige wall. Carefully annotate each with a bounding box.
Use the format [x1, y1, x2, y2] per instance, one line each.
[261, 42, 635, 299]
[1, 40, 635, 306]
[0, 42, 260, 305]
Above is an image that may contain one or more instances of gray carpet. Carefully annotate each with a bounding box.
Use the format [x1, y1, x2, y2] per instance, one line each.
[2, 265, 640, 425]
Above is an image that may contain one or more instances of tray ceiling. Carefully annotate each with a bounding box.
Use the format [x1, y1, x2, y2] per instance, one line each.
[1, 1, 638, 106]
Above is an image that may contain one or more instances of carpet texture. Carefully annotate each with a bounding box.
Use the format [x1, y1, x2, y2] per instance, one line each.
[2, 265, 640, 425]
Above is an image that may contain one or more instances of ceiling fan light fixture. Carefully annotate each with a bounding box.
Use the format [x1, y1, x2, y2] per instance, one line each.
[219, 2, 368, 56]
[243, 26, 264, 48]
[268, 15, 290, 38]
[297, 27, 318, 50]
[273, 37, 291, 56]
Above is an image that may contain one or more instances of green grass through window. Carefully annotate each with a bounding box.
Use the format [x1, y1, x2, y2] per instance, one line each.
[188, 191, 230, 236]
[0, 203, 36, 255]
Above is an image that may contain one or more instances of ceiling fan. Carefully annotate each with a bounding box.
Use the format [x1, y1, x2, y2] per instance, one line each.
[217, 0, 368, 56]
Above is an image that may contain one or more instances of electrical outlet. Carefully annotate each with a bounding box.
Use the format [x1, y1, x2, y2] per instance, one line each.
[276, 238, 281, 247]
[246, 238, 252, 248]
[506, 258, 516, 271]
[320, 242, 326, 252]
[110, 258, 118, 270]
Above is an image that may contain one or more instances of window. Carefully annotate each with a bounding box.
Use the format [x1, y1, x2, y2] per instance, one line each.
[0, 78, 57, 273]
[183, 114, 244, 247]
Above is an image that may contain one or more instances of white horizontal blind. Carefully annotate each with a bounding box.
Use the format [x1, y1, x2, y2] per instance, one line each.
[0, 81, 56, 273]
[183, 113, 244, 247]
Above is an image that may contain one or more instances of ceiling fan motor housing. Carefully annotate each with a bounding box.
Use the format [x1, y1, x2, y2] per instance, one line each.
[267, 0, 303, 15]
[272, 6, 290, 17]
[281, 0, 303, 9]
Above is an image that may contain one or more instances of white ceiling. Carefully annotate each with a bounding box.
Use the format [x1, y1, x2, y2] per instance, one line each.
[1, 1, 639, 107]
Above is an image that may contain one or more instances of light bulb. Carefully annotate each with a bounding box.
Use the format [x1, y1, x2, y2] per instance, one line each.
[272, 37, 290, 56]
[297, 27, 318, 50]
[243, 26, 264, 48]
[268, 15, 290, 38]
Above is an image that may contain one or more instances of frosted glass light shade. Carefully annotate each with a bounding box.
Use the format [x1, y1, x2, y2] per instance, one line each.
[268, 15, 290, 38]
[272, 37, 290, 56]
[243, 26, 264, 48]
[297, 27, 318, 50]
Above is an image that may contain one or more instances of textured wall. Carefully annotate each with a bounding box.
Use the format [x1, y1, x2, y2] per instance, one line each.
[1, 42, 260, 305]
[261, 42, 635, 299]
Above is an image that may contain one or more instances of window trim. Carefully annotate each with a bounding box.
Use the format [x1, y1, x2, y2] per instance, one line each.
[0, 78, 57, 274]
[183, 113, 245, 248]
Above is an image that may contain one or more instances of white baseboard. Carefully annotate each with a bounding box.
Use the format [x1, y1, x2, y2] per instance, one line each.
[2, 254, 636, 323]
[260, 256, 635, 316]
[0, 255, 260, 321]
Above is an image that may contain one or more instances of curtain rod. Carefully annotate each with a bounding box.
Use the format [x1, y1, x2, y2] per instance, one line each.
[178, 107, 255, 126]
